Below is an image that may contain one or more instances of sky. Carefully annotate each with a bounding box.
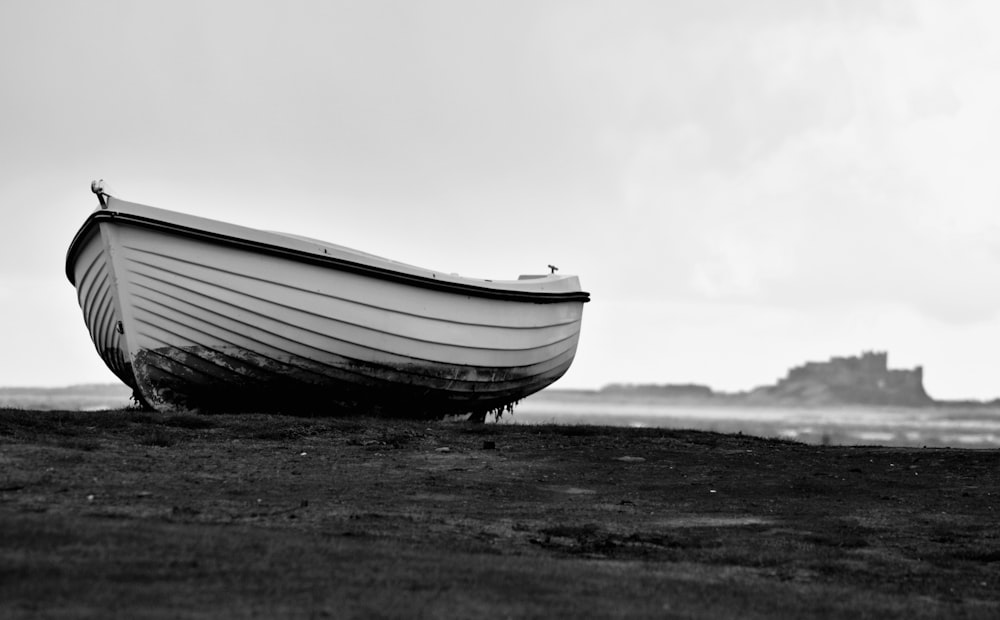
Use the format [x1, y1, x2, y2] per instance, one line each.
[3, 0, 1000, 400]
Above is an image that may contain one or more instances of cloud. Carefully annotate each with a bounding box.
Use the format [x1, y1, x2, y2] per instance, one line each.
[562, 1, 1000, 324]
[6, 0, 1000, 395]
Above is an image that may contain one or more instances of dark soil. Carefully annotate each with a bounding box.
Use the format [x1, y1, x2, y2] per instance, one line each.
[1, 408, 998, 618]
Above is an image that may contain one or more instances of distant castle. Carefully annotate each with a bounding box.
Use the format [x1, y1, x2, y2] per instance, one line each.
[602, 351, 934, 406]
[763, 351, 932, 406]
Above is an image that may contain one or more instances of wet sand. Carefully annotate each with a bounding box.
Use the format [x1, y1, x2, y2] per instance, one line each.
[1, 409, 998, 618]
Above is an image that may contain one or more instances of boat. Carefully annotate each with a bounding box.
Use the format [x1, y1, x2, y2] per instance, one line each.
[65, 181, 590, 418]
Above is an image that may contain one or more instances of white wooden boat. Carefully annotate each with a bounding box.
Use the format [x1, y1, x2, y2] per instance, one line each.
[65, 181, 590, 418]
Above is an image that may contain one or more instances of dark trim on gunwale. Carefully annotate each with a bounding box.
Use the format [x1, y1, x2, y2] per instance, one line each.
[66, 210, 592, 304]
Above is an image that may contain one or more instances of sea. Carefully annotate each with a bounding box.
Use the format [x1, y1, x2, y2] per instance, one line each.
[4, 386, 999, 449]
[508, 391, 1000, 449]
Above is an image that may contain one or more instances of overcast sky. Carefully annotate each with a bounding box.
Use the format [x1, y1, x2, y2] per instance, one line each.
[3, 0, 1000, 399]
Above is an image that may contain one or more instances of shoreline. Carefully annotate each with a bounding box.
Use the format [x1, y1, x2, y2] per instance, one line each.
[3, 383, 1000, 449]
[513, 396, 1000, 449]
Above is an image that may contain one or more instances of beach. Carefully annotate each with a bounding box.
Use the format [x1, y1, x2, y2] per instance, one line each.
[1, 408, 998, 618]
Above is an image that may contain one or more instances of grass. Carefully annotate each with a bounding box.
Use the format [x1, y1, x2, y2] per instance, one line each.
[139, 427, 176, 447]
[1, 409, 998, 619]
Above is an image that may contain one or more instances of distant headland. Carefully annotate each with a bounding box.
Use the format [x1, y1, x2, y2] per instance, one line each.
[601, 351, 977, 407]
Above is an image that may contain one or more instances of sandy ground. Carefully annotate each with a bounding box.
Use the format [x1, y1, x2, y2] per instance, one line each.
[1, 408, 998, 619]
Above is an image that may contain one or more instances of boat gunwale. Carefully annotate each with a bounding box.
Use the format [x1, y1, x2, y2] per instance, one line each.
[66, 210, 592, 305]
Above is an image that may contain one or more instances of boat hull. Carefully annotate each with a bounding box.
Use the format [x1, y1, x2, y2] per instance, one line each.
[66, 195, 589, 417]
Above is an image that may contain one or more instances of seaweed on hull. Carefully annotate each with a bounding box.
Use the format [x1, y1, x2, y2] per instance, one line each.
[602, 351, 935, 407]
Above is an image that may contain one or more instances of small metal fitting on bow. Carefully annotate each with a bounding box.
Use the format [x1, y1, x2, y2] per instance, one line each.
[91, 179, 111, 208]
